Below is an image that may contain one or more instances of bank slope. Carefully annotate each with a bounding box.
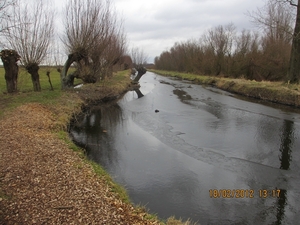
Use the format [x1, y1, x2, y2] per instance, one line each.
[151, 69, 300, 108]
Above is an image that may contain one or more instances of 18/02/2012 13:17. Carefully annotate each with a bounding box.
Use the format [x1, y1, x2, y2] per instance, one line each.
[209, 189, 281, 198]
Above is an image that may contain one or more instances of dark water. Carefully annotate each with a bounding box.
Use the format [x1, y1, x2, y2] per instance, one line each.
[70, 72, 300, 225]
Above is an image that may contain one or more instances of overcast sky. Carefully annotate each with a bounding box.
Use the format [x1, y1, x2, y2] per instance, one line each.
[113, 0, 266, 63]
[53, 0, 267, 63]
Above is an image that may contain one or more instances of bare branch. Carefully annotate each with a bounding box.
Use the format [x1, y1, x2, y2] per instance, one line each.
[0, 0, 17, 41]
[287, 0, 298, 7]
[247, 0, 294, 42]
[61, 0, 127, 85]
[6, 0, 54, 66]
[131, 47, 148, 66]
[4, 0, 54, 91]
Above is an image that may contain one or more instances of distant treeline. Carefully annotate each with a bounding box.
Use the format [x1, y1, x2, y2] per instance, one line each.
[155, 1, 294, 81]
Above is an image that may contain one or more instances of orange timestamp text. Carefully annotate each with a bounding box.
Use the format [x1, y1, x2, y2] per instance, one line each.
[209, 189, 281, 198]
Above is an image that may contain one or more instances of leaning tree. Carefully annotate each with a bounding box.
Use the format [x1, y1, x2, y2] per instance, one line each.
[61, 0, 126, 88]
[131, 47, 148, 83]
[5, 0, 54, 91]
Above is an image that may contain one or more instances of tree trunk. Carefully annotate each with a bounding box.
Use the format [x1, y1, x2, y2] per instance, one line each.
[288, 0, 300, 84]
[65, 73, 76, 87]
[61, 52, 85, 89]
[133, 67, 147, 83]
[0, 49, 20, 93]
[26, 63, 41, 92]
[46, 71, 54, 91]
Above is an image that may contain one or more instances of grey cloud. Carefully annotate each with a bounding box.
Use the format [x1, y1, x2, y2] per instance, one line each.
[118, 0, 266, 62]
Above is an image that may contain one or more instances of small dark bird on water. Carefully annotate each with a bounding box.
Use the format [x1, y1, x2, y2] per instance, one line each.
[155, 109, 159, 113]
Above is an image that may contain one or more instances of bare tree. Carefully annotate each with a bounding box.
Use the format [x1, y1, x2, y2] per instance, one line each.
[5, 0, 54, 91]
[231, 30, 262, 79]
[248, 0, 294, 43]
[131, 47, 148, 83]
[249, 0, 298, 82]
[61, 0, 126, 88]
[203, 23, 236, 75]
[100, 31, 127, 79]
[119, 54, 133, 70]
[61, 0, 108, 86]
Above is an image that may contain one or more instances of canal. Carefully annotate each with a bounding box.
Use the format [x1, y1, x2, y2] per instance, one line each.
[70, 72, 300, 225]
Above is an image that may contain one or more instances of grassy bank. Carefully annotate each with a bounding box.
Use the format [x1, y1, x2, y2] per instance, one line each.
[0, 68, 195, 225]
[150, 69, 300, 108]
[0, 67, 133, 195]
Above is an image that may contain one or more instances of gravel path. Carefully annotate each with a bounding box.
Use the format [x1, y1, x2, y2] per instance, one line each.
[0, 103, 160, 225]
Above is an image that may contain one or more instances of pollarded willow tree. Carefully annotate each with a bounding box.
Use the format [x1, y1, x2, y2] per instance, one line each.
[0, 0, 19, 93]
[0, 49, 20, 93]
[131, 47, 148, 83]
[61, 0, 127, 89]
[5, 0, 54, 91]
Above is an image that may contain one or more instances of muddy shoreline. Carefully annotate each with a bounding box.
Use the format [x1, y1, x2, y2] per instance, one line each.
[151, 69, 300, 108]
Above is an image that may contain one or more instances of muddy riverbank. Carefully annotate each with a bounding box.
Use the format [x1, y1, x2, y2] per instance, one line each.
[151, 69, 300, 108]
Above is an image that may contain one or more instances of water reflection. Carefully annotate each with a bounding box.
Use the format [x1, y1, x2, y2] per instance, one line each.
[275, 189, 287, 225]
[279, 120, 294, 171]
[134, 88, 144, 98]
[274, 120, 294, 225]
[70, 104, 123, 168]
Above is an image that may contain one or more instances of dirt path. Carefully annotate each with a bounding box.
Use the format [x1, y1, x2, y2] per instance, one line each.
[0, 103, 160, 225]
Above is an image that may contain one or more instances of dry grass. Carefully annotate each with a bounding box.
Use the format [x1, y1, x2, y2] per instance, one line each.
[75, 70, 133, 105]
[166, 217, 200, 225]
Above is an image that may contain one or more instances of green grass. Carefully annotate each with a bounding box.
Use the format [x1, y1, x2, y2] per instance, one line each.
[0, 67, 131, 117]
[0, 68, 65, 117]
[94, 69, 132, 91]
[1, 67, 58, 93]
